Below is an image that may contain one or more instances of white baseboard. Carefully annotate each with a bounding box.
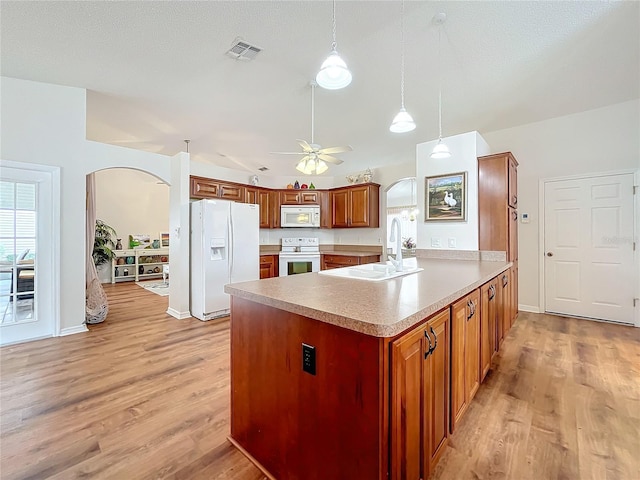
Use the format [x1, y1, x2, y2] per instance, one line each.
[59, 324, 89, 336]
[518, 304, 541, 314]
[166, 308, 191, 319]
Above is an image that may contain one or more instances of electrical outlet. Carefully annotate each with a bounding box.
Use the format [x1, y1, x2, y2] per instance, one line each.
[302, 343, 316, 375]
[431, 237, 441, 248]
[448, 237, 456, 248]
[378, 237, 382, 244]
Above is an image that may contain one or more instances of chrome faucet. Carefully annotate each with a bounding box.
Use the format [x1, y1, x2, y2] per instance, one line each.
[389, 217, 403, 272]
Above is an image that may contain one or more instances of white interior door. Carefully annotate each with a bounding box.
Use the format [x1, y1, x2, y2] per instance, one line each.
[544, 173, 636, 324]
[0, 164, 58, 344]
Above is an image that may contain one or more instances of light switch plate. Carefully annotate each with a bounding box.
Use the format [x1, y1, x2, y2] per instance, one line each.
[431, 237, 441, 248]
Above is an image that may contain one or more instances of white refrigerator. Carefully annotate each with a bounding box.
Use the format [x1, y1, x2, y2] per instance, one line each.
[190, 199, 259, 321]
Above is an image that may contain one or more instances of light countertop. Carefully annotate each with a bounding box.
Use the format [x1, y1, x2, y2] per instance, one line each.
[225, 256, 511, 338]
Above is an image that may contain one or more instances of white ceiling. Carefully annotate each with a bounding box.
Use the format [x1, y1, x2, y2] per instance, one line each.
[2, 1, 638, 178]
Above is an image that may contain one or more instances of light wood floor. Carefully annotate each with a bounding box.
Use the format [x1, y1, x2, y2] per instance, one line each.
[1, 283, 639, 479]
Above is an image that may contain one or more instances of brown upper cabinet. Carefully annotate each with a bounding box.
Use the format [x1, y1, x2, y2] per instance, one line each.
[190, 177, 380, 229]
[279, 190, 320, 205]
[331, 183, 380, 228]
[190, 176, 245, 202]
[245, 187, 274, 229]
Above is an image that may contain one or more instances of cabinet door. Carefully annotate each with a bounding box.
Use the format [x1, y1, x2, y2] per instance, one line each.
[190, 177, 219, 199]
[480, 280, 497, 382]
[300, 191, 319, 204]
[270, 191, 281, 229]
[500, 269, 511, 340]
[349, 186, 370, 227]
[280, 191, 300, 205]
[258, 189, 272, 228]
[331, 190, 349, 227]
[510, 263, 518, 326]
[391, 324, 426, 480]
[465, 289, 480, 403]
[245, 187, 259, 205]
[450, 296, 468, 432]
[259, 255, 276, 279]
[508, 207, 518, 262]
[425, 309, 449, 474]
[320, 191, 332, 229]
[219, 183, 244, 201]
[508, 156, 518, 208]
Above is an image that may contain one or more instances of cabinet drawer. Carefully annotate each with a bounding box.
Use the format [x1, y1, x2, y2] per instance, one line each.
[322, 254, 358, 266]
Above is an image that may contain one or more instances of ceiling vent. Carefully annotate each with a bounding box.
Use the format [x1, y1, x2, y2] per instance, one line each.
[258, 166, 269, 172]
[226, 39, 262, 61]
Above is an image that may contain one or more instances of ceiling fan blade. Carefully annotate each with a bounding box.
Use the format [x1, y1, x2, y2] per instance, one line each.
[319, 145, 352, 155]
[270, 151, 308, 155]
[318, 154, 344, 165]
[296, 139, 314, 153]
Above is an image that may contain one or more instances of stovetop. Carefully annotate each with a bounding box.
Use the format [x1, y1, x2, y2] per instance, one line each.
[280, 237, 320, 254]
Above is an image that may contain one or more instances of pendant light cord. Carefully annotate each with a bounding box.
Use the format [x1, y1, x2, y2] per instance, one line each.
[311, 83, 315, 144]
[332, 0, 337, 50]
[400, 0, 406, 108]
[437, 26, 443, 139]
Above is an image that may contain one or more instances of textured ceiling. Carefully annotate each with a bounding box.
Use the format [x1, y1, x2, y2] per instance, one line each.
[2, 1, 638, 178]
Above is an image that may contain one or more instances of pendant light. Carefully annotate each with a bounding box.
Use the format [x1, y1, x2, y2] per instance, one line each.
[430, 13, 451, 159]
[390, 0, 415, 133]
[316, 0, 352, 90]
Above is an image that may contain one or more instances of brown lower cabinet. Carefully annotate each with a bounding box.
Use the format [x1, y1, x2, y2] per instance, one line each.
[480, 277, 499, 381]
[450, 288, 480, 433]
[259, 254, 278, 279]
[321, 253, 380, 270]
[391, 308, 450, 480]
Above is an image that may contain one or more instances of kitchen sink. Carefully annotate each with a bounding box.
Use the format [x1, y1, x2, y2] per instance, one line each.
[318, 261, 423, 282]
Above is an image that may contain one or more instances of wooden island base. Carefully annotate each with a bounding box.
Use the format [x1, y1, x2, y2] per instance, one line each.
[230, 297, 390, 480]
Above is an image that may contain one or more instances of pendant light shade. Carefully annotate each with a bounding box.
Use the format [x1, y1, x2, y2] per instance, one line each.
[390, 107, 416, 133]
[317, 1, 351, 90]
[390, 0, 415, 133]
[316, 50, 352, 90]
[430, 138, 451, 159]
[430, 13, 451, 159]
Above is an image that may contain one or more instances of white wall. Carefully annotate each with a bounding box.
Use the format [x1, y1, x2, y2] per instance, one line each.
[95, 168, 169, 247]
[1, 77, 174, 334]
[482, 99, 640, 312]
[416, 131, 490, 250]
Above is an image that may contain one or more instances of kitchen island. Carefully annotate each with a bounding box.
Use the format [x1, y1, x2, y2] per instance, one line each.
[224, 253, 512, 479]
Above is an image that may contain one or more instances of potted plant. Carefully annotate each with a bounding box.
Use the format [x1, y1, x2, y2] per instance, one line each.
[93, 219, 117, 267]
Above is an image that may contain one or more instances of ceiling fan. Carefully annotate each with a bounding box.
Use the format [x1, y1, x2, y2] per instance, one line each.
[271, 82, 352, 175]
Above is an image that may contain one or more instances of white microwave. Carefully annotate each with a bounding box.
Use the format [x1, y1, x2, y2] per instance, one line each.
[280, 205, 320, 228]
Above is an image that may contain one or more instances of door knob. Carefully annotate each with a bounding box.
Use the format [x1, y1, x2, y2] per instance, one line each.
[546, 252, 553, 257]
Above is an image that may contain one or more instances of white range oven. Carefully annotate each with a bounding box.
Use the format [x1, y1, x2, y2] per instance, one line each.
[279, 237, 321, 276]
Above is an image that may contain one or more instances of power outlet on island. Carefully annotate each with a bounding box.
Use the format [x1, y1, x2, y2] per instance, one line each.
[302, 343, 316, 376]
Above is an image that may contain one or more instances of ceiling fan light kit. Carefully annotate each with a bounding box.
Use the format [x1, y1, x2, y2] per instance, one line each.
[390, 0, 415, 134]
[316, 0, 352, 90]
[430, 12, 452, 159]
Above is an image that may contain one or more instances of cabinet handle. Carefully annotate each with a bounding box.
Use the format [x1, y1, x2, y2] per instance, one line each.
[424, 330, 433, 359]
[488, 284, 496, 301]
[513, 195, 518, 206]
[502, 274, 508, 288]
[429, 326, 438, 353]
[512, 210, 518, 221]
[467, 300, 474, 320]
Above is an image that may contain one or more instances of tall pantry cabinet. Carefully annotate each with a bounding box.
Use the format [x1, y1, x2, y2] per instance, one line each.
[478, 152, 518, 329]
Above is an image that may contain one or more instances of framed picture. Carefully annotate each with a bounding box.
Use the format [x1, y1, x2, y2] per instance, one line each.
[425, 172, 467, 221]
[159, 232, 170, 247]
